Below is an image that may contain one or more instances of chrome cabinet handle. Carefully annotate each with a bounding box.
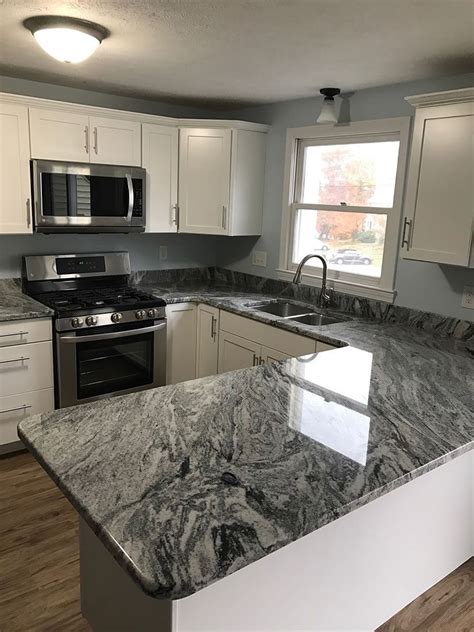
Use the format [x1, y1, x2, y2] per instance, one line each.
[259, 357, 265, 365]
[222, 206, 227, 230]
[0, 331, 29, 338]
[171, 204, 179, 226]
[84, 126, 89, 153]
[0, 404, 31, 414]
[26, 199, 31, 228]
[126, 174, 134, 222]
[93, 127, 98, 154]
[401, 218, 412, 249]
[61, 321, 166, 344]
[210, 315, 217, 340]
[252, 353, 258, 366]
[0, 356, 29, 364]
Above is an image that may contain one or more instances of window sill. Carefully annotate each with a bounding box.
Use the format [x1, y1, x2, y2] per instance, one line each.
[276, 269, 397, 303]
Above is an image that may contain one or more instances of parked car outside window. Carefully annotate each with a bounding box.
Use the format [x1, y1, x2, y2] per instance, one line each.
[328, 249, 372, 265]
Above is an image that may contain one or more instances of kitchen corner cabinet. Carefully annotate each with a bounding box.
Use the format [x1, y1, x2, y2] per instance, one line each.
[142, 123, 179, 233]
[29, 107, 141, 166]
[401, 89, 474, 266]
[178, 127, 266, 236]
[0, 102, 32, 234]
[196, 305, 219, 378]
[165, 303, 197, 385]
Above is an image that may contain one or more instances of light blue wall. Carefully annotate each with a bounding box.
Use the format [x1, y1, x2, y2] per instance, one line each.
[219, 73, 474, 320]
[0, 75, 221, 277]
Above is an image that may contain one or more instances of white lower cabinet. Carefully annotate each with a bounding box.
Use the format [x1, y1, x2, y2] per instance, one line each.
[196, 305, 219, 378]
[0, 389, 54, 451]
[0, 318, 54, 453]
[218, 331, 261, 373]
[166, 303, 197, 384]
[260, 345, 290, 364]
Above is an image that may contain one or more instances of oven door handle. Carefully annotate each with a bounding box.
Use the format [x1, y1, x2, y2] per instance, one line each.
[126, 173, 134, 222]
[60, 321, 166, 343]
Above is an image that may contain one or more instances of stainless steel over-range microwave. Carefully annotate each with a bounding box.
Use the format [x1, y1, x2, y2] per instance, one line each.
[31, 160, 146, 233]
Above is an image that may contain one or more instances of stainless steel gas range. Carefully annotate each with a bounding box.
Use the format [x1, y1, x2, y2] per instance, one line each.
[22, 252, 166, 409]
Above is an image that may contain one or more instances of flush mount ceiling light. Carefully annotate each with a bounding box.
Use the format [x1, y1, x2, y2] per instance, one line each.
[317, 88, 341, 124]
[24, 15, 109, 64]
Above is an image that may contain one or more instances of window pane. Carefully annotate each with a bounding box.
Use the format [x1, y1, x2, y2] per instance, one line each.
[300, 141, 400, 207]
[292, 209, 387, 279]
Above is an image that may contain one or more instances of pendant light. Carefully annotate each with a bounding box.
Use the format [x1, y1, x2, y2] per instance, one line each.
[317, 88, 341, 124]
[24, 16, 109, 64]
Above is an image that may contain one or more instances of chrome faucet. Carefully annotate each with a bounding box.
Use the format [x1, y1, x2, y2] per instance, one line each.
[293, 254, 331, 308]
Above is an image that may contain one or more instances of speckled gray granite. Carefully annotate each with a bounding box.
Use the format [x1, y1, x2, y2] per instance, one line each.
[18, 272, 474, 601]
[0, 278, 53, 322]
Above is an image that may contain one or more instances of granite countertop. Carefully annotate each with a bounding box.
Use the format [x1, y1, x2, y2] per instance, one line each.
[18, 283, 474, 601]
[0, 279, 54, 322]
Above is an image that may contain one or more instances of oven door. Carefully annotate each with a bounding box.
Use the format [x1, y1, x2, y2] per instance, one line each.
[56, 321, 166, 408]
[32, 160, 145, 233]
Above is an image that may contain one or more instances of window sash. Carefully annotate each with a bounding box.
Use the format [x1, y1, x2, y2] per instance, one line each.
[294, 133, 401, 209]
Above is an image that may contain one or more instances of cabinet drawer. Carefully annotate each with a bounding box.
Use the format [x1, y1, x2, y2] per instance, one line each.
[220, 311, 316, 357]
[0, 318, 52, 347]
[0, 388, 54, 447]
[0, 341, 54, 397]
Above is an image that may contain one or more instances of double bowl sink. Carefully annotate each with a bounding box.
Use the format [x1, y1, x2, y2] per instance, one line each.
[248, 300, 345, 327]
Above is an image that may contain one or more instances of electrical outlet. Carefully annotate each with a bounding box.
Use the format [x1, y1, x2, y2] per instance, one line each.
[461, 286, 474, 309]
[252, 250, 267, 267]
[159, 245, 168, 261]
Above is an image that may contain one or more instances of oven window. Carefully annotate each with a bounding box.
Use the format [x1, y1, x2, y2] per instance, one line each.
[41, 173, 130, 218]
[76, 332, 153, 400]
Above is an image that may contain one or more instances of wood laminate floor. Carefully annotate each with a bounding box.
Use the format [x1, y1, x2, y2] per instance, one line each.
[0, 451, 472, 631]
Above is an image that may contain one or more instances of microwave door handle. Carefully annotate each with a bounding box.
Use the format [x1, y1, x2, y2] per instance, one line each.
[60, 321, 166, 344]
[126, 174, 134, 222]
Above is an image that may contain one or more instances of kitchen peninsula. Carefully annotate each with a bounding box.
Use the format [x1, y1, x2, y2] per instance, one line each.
[18, 283, 473, 632]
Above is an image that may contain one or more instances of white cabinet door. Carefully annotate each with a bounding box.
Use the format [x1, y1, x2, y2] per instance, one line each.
[218, 331, 260, 374]
[0, 103, 32, 234]
[0, 388, 54, 450]
[89, 116, 141, 166]
[166, 303, 197, 384]
[0, 341, 54, 398]
[142, 123, 179, 232]
[196, 305, 219, 378]
[402, 99, 474, 266]
[260, 345, 290, 364]
[178, 128, 231, 235]
[29, 107, 90, 161]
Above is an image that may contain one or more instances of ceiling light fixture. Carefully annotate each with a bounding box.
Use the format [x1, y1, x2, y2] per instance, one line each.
[24, 16, 109, 64]
[317, 88, 341, 124]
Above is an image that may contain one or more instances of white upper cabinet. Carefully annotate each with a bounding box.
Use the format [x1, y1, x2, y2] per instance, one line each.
[0, 103, 32, 234]
[179, 128, 231, 235]
[142, 123, 179, 232]
[402, 89, 474, 267]
[178, 127, 267, 236]
[89, 116, 141, 166]
[29, 108, 141, 166]
[29, 107, 90, 162]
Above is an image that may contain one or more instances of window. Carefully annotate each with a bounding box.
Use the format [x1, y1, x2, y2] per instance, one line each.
[279, 118, 410, 301]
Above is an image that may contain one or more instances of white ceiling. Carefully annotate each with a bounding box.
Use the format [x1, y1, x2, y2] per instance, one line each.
[1, 1, 473, 109]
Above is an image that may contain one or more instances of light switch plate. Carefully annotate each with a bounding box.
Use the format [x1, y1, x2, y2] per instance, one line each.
[159, 245, 168, 261]
[252, 250, 267, 267]
[461, 286, 474, 309]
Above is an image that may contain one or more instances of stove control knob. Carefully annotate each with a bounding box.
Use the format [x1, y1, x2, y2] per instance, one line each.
[147, 308, 157, 318]
[85, 316, 98, 327]
[111, 312, 123, 323]
[135, 309, 146, 320]
[71, 317, 84, 328]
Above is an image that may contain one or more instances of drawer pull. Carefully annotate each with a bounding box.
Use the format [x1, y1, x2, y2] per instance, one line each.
[0, 356, 30, 365]
[0, 404, 32, 414]
[0, 331, 29, 338]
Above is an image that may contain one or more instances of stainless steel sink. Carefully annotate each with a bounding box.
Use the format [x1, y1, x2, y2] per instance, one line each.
[250, 301, 314, 318]
[290, 313, 343, 326]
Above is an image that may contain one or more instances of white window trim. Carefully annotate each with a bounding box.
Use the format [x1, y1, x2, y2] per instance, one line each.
[278, 117, 411, 303]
